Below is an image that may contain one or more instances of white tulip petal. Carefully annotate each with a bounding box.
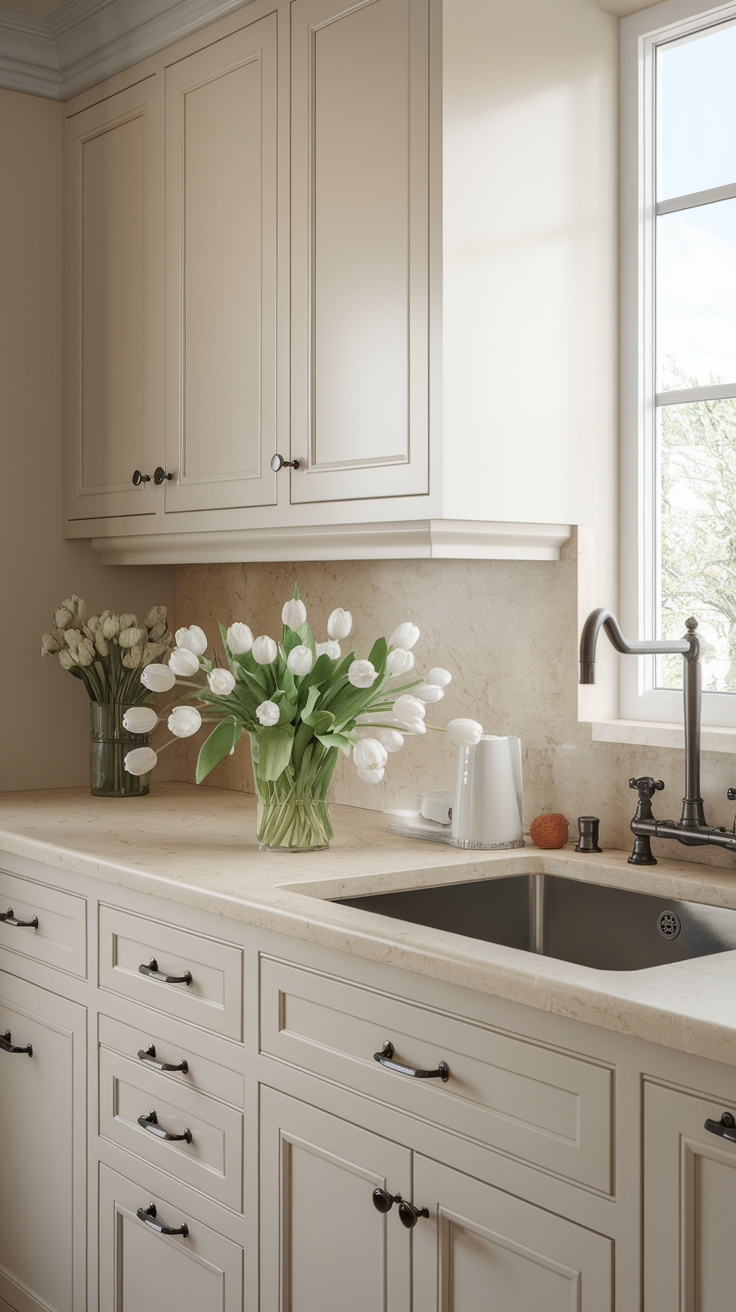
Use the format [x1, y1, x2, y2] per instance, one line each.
[413, 683, 445, 703]
[169, 648, 201, 677]
[140, 664, 176, 693]
[315, 640, 341, 659]
[227, 623, 254, 655]
[446, 718, 484, 747]
[389, 621, 420, 650]
[353, 737, 389, 771]
[386, 647, 415, 675]
[122, 707, 158, 734]
[392, 694, 426, 721]
[252, 635, 278, 665]
[168, 706, 202, 738]
[282, 598, 307, 629]
[426, 667, 452, 688]
[287, 644, 313, 677]
[256, 700, 280, 727]
[348, 659, 377, 688]
[208, 668, 236, 696]
[357, 766, 385, 784]
[327, 608, 353, 640]
[175, 625, 208, 656]
[124, 746, 158, 776]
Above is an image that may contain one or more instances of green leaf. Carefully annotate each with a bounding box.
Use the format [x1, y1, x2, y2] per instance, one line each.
[316, 731, 354, 756]
[295, 618, 316, 657]
[304, 709, 335, 735]
[254, 726, 295, 781]
[299, 652, 334, 692]
[282, 625, 301, 656]
[219, 622, 232, 662]
[300, 685, 321, 722]
[196, 721, 242, 784]
[368, 636, 388, 672]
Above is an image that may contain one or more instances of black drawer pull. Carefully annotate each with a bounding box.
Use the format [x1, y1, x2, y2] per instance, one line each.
[1, 1029, 32, 1056]
[136, 1203, 189, 1237]
[137, 1043, 189, 1074]
[0, 906, 38, 929]
[705, 1112, 736, 1143]
[138, 1109, 192, 1143]
[374, 1040, 449, 1082]
[139, 957, 192, 986]
[372, 1188, 429, 1230]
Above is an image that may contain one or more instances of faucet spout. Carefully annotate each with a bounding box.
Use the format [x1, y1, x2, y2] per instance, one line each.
[579, 607, 690, 683]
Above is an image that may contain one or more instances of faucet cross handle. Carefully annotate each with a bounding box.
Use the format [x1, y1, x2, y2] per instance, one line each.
[629, 777, 665, 799]
[728, 789, 736, 802]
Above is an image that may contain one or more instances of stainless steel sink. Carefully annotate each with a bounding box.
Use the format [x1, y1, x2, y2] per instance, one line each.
[333, 873, 736, 971]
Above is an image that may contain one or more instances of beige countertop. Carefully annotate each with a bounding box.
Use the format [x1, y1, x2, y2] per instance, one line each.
[3, 782, 736, 1066]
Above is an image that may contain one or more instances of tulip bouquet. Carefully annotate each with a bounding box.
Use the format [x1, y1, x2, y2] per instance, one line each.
[127, 588, 482, 851]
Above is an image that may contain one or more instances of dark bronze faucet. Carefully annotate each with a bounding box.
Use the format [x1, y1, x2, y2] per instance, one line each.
[579, 608, 736, 864]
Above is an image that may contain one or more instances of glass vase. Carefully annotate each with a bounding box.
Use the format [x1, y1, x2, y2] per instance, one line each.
[250, 733, 338, 852]
[90, 703, 151, 798]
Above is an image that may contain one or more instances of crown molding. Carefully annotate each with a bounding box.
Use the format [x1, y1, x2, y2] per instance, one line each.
[89, 519, 573, 566]
[0, 0, 253, 100]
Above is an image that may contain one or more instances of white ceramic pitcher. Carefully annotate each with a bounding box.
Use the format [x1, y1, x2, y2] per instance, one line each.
[451, 733, 524, 849]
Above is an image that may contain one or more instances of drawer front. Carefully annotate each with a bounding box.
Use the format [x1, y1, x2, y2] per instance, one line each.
[99, 1163, 243, 1312]
[0, 866, 86, 977]
[99, 1012, 245, 1109]
[260, 956, 613, 1193]
[99, 905, 243, 1040]
[99, 1046, 244, 1211]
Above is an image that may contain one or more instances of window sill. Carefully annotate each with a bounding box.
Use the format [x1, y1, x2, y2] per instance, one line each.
[592, 719, 736, 754]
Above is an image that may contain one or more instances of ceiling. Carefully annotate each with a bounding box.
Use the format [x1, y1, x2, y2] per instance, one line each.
[2, 0, 71, 16]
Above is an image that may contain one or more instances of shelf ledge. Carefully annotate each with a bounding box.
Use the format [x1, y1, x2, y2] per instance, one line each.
[592, 719, 736, 755]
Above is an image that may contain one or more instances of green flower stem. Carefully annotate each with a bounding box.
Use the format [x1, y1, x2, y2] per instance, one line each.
[251, 735, 338, 851]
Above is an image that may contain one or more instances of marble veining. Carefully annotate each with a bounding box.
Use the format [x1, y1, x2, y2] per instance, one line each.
[3, 782, 736, 1068]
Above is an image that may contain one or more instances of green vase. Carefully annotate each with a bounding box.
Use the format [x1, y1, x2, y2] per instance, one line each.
[90, 703, 151, 798]
[250, 733, 338, 851]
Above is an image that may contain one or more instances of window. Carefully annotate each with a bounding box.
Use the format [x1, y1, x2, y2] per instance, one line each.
[621, 0, 736, 727]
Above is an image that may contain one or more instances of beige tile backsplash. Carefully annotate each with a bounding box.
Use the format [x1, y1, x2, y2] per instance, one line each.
[176, 546, 736, 870]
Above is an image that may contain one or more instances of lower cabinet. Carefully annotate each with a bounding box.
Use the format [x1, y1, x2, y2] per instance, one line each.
[644, 1080, 736, 1312]
[413, 1156, 614, 1311]
[260, 1087, 413, 1310]
[0, 970, 86, 1312]
[98, 1164, 243, 1312]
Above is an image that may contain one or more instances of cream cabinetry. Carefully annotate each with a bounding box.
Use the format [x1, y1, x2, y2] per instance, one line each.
[644, 1080, 736, 1311]
[0, 970, 86, 1312]
[63, 1, 572, 565]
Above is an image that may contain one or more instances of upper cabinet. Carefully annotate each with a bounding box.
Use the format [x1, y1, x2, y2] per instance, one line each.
[65, 76, 164, 521]
[290, 0, 429, 505]
[63, 0, 573, 564]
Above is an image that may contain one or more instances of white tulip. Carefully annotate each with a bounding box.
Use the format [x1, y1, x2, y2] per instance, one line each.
[140, 664, 176, 693]
[413, 683, 445, 703]
[446, 718, 484, 747]
[357, 766, 385, 784]
[169, 647, 200, 677]
[287, 644, 313, 677]
[168, 706, 202, 738]
[175, 625, 208, 656]
[124, 746, 158, 776]
[396, 717, 426, 735]
[227, 623, 254, 655]
[392, 694, 426, 722]
[348, 659, 377, 688]
[208, 668, 236, 695]
[256, 700, 280, 727]
[252, 635, 277, 665]
[353, 737, 389, 771]
[316, 640, 341, 659]
[122, 707, 158, 734]
[282, 598, 307, 629]
[389, 621, 420, 650]
[366, 726, 405, 753]
[386, 647, 415, 675]
[356, 710, 395, 726]
[327, 608, 353, 640]
[426, 667, 452, 688]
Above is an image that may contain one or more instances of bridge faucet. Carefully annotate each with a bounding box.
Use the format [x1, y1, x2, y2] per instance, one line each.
[579, 608, 736, 864]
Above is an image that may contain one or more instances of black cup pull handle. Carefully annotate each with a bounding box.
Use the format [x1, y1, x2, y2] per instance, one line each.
[136, 1203, 189, 1237]
[374, 1040, 449, 1082]
[0, 906, 39, 929]
[705, 1112, 736, 1143]
[139, 957, 192, 986]
[138, 1109, 192, 1143]
[371, 1188, 429, 1230]
[137, 1043, 189, 1074]
[1, 1029, 32, 1056]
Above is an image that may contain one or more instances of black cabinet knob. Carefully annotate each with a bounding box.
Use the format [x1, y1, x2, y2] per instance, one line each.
[271, 453, 300, 472]
[371, 1188, 428, 1229]
[154, 467, 173, 485]
[132, 470, 151, 486]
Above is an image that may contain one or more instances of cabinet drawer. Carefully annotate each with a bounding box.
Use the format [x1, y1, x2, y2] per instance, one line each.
[99, 905, 243, 1040]
[0, 866, 86, 977]
[99, 1012, 245, 1109]
[99, 1162, 243, 1312]
[99, 1045, 243, 1211]
[260, 956, 613, 1193]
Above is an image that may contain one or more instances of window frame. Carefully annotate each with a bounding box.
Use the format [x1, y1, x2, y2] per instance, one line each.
[620, 0, 736, 728]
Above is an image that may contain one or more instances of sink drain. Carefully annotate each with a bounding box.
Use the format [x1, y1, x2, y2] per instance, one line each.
[657, 910, 681, 940]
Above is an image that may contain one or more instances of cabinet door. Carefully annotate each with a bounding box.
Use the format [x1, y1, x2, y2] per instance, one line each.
[66, 77, 164, 520]
[644, 1080, 736, 1311]
[98, 1163, 243, 1312]
[164, 16, 278, 513]
[290, 0, 430, 504]
[0, 971, 86, 1312]
[413, 1156, 613, 1312]
[260, 1086, 411, 1311]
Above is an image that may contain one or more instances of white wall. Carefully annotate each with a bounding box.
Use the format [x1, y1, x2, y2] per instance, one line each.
[0, 88, 175, 793]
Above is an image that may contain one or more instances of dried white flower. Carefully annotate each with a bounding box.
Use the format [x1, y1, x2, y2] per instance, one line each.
[119, 626, 147, 650]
